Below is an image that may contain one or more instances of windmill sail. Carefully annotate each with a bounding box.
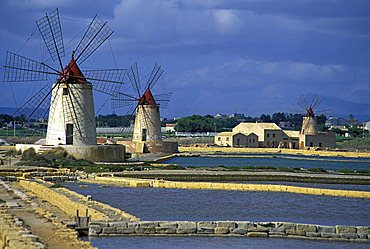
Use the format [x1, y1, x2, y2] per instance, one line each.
[145, 63, 164, 90]
[3, 8, 125, 146]
[83, 69, 127, 95]
[3, 51, 53, 82]
[36, 8, 65, 69]
[127, 63, 141, 96]
[74, 15, 113, 65]
[111, 63, 172, 141]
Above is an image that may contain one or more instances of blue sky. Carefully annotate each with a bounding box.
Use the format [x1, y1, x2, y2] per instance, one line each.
[0, 0, 369, 119]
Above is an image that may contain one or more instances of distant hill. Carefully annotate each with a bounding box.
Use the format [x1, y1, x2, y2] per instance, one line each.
[306, 94, 370, 121]
[0, 107, 49, 119]
[0, 107, 17, 115]
[1, 94, 369, 122]
[322, 97, 370, 121]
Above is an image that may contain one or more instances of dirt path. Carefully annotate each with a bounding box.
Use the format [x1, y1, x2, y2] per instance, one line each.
[0, 180, 94, 249]
[10, 209, 69, 249]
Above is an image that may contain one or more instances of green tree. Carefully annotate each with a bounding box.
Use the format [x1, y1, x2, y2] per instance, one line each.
[271, 112, 286, 124]
[260, 114, 271, 122]
[316, 114, 327, 131]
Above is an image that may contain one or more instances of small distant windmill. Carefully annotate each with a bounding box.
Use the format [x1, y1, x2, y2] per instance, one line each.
[3, 9, 126, 146]
[298, 95, 323, 135]
[112, 63, 172, 143]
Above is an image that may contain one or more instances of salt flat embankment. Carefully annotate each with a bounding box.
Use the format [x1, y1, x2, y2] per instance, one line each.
[178, 147, 370, 158]
[81, 176, 370, 199]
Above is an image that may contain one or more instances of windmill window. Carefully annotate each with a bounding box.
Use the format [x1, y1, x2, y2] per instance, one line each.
[63, 88, 69, 95]
[226, 137, 229, 141]
[267, 133, 270, 138]
[253, 139, 255, 143]
[310, 142, 313, 147]
[218, 137, 221, 141]
[319, 142, 322, 147]
[272, 133, 275, 138]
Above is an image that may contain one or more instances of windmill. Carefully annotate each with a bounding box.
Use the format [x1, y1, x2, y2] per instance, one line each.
[112, 63, 172, 144]
[3, 9, 126, 146]
[298, 95, 323, 135]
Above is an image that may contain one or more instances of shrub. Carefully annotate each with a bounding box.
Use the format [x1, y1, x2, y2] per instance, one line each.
[4, 149, 18, 156]
[21, 148, 37, 160]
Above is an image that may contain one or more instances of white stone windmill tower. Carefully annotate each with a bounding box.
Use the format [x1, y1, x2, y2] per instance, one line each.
[3, 9, 126, 147]
[297, 95, 335, 149]
[132, 88, 162, 142]
[46, 53, 96, 146]
[112, 63, 177, 154]
[298, 96, 322, 136]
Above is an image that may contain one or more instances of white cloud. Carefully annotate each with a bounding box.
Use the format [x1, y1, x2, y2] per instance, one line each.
[111, 0, 246, 48]
[167, 55, 369, 115]
[8, 0, 74, 8]
[111, 0, 370, 51]
[213, 9, 242, 35]
[173, 56, 360, 92]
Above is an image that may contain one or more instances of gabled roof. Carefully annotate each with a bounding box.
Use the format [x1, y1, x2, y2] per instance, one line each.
[245, 132, 258, 137]
[234, 122, 281, 131]
[216, 132, 258, 138]
[283, 130, 300, 138]
[216, 132, 235, 136]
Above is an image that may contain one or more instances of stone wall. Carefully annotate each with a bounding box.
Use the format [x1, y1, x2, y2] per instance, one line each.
[61, 145, 125, 162]
[117, 141, 178, 154]
[89, 221, 369, 243]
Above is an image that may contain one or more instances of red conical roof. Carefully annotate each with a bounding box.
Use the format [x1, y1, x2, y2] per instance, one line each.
[306, 107, 315, 117]
[138, 88, 157, 106]
[59, 56, 86, 84]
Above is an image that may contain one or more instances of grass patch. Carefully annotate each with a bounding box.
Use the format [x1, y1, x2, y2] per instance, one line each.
[49, 183, 65, 188]
[307, 167, 327, 173]
[336, 136, 370, 151]
[186, 165, 296, 172]
[338, 169, 370, 175]
[75, 163, 185, 173]
[4, 149, 19, 156]
[184, 165, 370, 175]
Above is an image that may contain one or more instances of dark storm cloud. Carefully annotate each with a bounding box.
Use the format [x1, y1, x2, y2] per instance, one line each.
[0, 0, 369, 118]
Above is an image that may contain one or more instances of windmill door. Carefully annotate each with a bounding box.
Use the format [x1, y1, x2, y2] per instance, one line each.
[66, 124, 73, 145]
[142, 129, 147, 141]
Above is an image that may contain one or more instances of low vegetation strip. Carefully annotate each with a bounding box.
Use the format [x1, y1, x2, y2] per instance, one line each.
[179, 147, 370, 158]
[106, 170, 370, 184]
[83, 176, 370, 199]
